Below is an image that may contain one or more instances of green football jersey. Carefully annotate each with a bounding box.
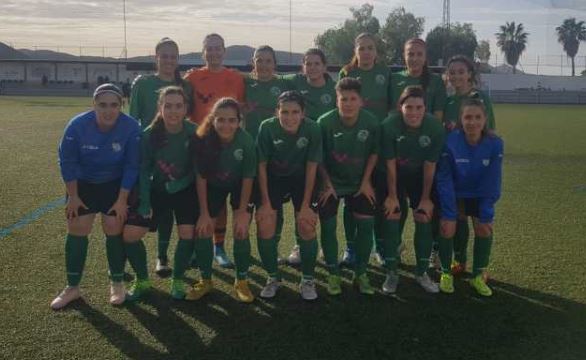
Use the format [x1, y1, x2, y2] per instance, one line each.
[138, 119, 197, 212]
[390, 70, 447, 115]
[282, 73, 337, 121]
[198, 128, 257, 190]
[129, 74, 193, 129]
[318, 108, 380, 195]
[257, 116, 322, 177]
[382, 113, 445, 181]
[243, 75, 292, 140]
[339, 63, 392, 122]
[443, 89, 495, 130]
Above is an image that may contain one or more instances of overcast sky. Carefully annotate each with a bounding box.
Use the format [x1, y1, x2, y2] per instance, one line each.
[1, 0, 586, 74]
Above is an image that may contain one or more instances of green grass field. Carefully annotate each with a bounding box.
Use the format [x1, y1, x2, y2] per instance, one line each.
[1, 97, 585, 359]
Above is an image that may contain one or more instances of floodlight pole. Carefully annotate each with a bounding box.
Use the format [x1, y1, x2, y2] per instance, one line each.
[289, 0, 292, 64]
[123, 0, 128, 59]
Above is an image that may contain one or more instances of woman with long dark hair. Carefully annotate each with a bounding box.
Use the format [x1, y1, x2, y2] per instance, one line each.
[124, 86, 198, 301]
[186, 98, 257, 303]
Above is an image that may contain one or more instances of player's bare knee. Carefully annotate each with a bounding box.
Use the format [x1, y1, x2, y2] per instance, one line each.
[256, 217, 276, 239]
[297, 219, 316, 240]
[475, 223, 492, 237]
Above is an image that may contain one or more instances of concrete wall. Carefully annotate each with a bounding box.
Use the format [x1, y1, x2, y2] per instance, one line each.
[481, 74, 586, 92]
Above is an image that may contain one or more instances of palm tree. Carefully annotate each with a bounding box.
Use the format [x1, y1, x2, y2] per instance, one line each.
[556, 18, 586, 76]
[495, 22, 529, 74]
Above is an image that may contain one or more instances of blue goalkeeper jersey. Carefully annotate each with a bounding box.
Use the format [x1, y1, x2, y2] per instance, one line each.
[435, 129, 503, 223]
[58, 110, 140, 190]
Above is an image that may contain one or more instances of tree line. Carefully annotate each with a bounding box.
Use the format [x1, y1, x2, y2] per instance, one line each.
[315, 4, 586, 76]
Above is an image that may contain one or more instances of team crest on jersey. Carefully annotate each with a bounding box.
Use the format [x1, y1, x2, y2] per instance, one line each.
[112, 142, 122, 152]
[270, 86, 281, 96]
[357, 130, 369, 142]
[482, 159, 490, 166]
[321, 94, 332, 105]
[233, 149, 244, 161]
[376, 74, 386, 85]
[296, 137, 309, 148]
[418, 135, 431, 148]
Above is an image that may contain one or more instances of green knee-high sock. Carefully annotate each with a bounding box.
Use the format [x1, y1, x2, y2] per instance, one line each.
[374, 213, 385, 255]
[414, 222, 433, 276]
[473, 235, 493, 277]
[258, 236, 279, 279]
[438, 235, 454, 274]
[173, 238, 195, 280]
[343, 205, 356, 250]
[233, 238, 251, 280]
[320, 216, 339, 275]
[398, 197, 409, 236]
[299, 238, 318, 280]
[194, 237, 213, 280]
[106, 235, 125, 283]
[124, 240, 149, 281]
[157, 209, 173, 261]
[354, 217, 375, 276]
[65, 234, 88, 286]
[431, 216, 440, 252]
[454, 219, 470, 264]
[381, 219, 400, 272]
[275, 208, 284, 245]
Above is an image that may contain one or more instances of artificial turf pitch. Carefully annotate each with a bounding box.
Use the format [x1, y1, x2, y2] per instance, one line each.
[1, 97, 585, 359]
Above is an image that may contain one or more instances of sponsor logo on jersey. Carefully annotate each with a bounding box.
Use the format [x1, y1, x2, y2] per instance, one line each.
[321, 94, 332, 104]
[333, 132, 344, 138]
[273, 139, 284, 145]
[418, 135, 431, 148]
[81, 145, 99, 150]
[300, 90, 309, 95]
[270, 86, 281, 96]
[296, 137, 309, 148]
[357, 130, 369, 142]
[65, 136, 74, 141]
[482, 159, 490, 166]
[376, 74, 386, 85]
[455, 158, 470, 163]
[111, 142, 122, 152]
[234, 148, 244, 161]
[396, 135, 406, 142]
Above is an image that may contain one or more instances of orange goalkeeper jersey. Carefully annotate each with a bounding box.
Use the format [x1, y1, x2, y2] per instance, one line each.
[184, 67, 245, 124]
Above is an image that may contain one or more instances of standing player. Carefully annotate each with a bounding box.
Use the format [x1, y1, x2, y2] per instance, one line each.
[255, 91, 322, 300]
[184, 33, 245, 268]
[124, 86, 198, 301]
[186, 98, 256, 303]
[381, 86, 445, 293]
[390, 38, 446, 120]
[318, 77, 380, 296]
[243, 45, 291, 139]
[281, 48, 336, 265]
[443, 55, 496, 275]
[129, 37, 193, 277]
[51, 84, 140, 309]
[435, 98, 503, 296]
[338, 33, 393, 266]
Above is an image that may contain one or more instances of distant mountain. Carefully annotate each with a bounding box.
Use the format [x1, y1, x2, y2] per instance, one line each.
[1, 42, 304, 64]
[0, 42, 27, 59]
